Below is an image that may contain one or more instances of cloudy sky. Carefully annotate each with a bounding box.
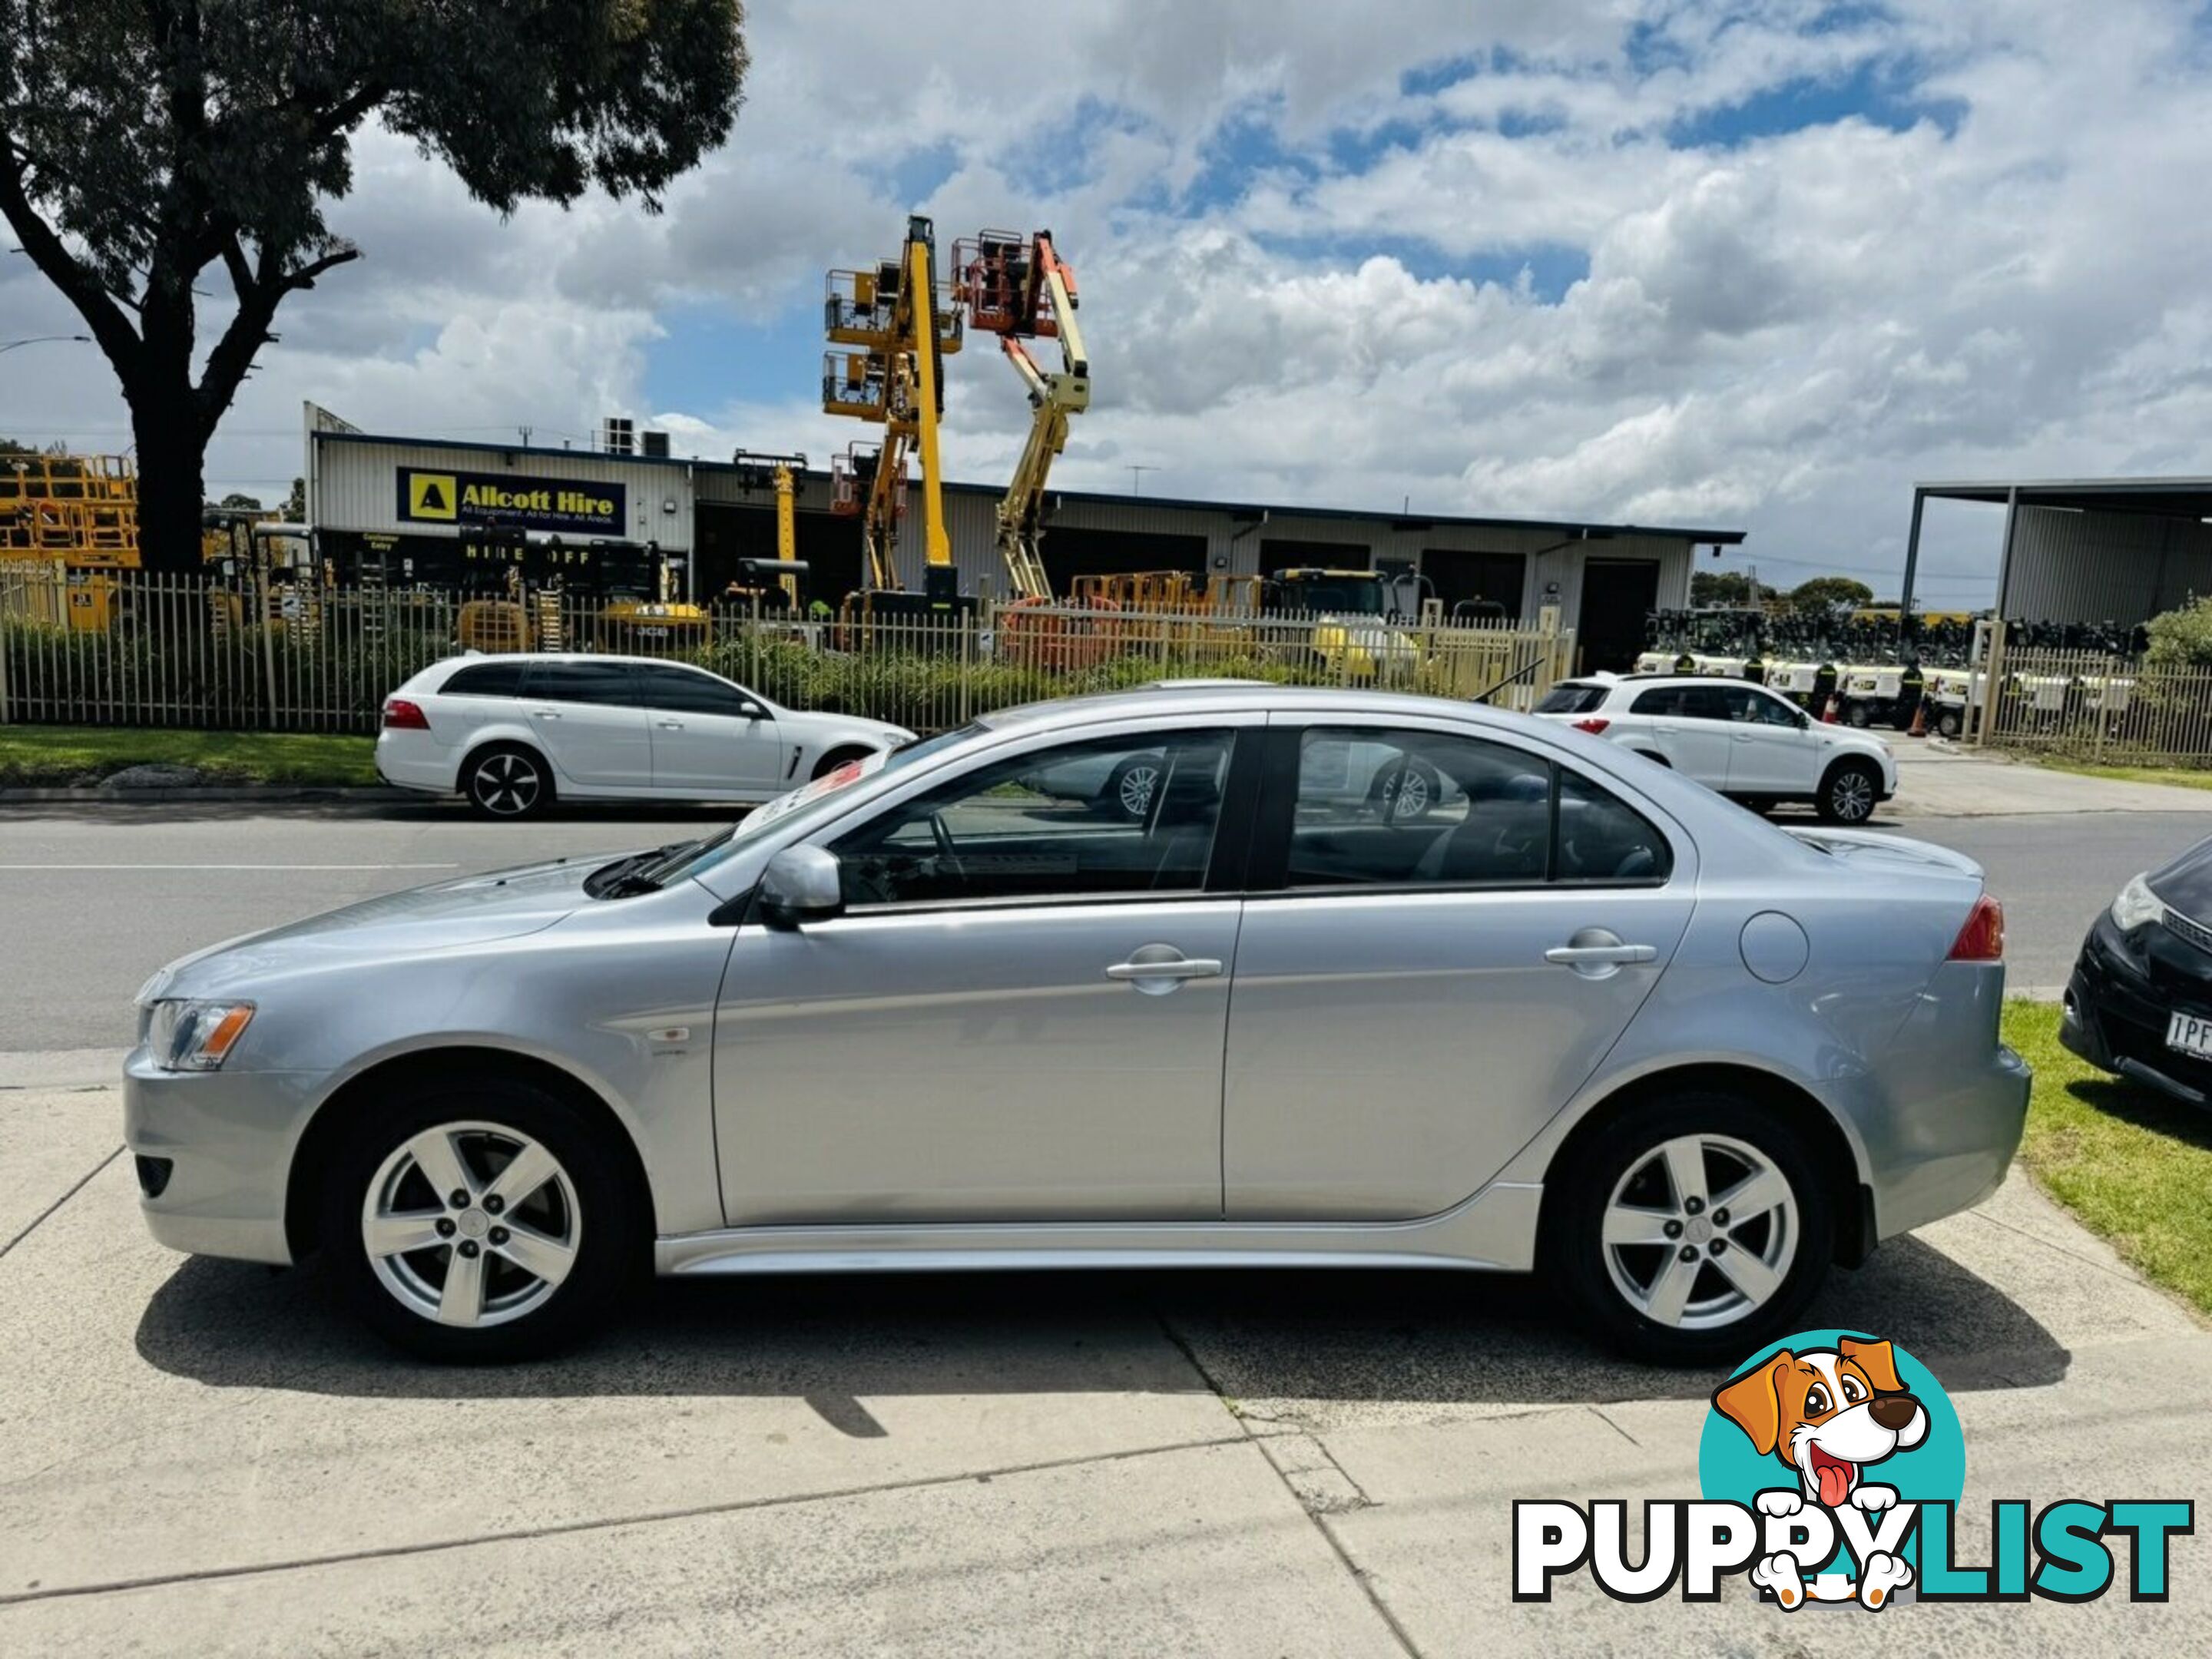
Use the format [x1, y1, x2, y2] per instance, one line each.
[6, 0, 2210, 604]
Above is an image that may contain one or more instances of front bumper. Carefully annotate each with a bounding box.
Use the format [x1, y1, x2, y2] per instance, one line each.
[2061, 916, 2212, 1106]
[124, 1045, 318, 1264]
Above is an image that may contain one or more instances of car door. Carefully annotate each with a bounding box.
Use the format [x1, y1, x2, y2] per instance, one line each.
[633, 662, 789, 796]
[1629, 683, 1736, 787]
[1714, 683, 1819, 794]
[1221, 719, 1696, 1220]
[712, 719, 1259, 1224]
[518, 660, 651, 789]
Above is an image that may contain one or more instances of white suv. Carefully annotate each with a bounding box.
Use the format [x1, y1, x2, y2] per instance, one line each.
[376, 654, 915, 818]
[1533, 674, 1897, 823]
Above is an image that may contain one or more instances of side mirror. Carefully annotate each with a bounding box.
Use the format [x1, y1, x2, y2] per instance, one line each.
[737, 700, 767, 721]
[759, 845, 844, 930]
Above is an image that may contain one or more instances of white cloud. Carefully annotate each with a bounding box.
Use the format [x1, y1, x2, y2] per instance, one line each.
[5, 0, 2211, 593]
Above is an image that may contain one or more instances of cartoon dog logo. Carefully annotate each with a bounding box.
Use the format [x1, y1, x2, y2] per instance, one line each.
[1712, 1336, 1929, 1608]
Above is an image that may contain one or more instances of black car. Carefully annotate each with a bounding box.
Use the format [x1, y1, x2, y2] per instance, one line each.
[2062, 836, 2212, 1104]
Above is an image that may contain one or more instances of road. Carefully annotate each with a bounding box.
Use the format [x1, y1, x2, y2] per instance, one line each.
[0, 798, 2190, 1055]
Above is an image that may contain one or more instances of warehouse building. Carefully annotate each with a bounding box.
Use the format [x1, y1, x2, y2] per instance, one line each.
[1900, 475, 2212, 628]
[303, 406, 1746, 669]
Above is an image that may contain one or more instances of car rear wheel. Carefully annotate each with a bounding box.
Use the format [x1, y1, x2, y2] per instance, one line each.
[1369, 759, 1442, 822]
[321, 1078, 639, 1362]
[1816, 758, 1881, 825]
[1551, 1091, 1831, 1365]
[463, 743, 553, 820]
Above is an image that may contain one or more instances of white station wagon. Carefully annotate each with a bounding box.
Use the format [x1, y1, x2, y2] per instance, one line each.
[376, 654, 913, 816]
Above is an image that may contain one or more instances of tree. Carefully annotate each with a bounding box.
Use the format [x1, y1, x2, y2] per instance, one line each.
[2, 3, 747, 571]
[1690, 570, 1753, 607]
[283, 476, 306, 521]
[213, 492, 263, 512]
[1788, 576, 1875, 615]
[2146, 598, 2212, 670]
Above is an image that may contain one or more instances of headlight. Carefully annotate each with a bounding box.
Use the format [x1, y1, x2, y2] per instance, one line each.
[144, 999, 256, 1072]
[2111, 873, 2164, 933]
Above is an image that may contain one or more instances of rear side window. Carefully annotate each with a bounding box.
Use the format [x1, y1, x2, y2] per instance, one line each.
[1535, 683, 1610, 715]
[1630, 685, 1685, 716]
[440, 661, 528, 697]
[1277, 726, 1672, 889]
[1556, 770, 1673, 882]
[525, 661, 638, 707]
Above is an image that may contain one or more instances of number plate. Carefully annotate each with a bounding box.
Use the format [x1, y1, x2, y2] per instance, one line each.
[2165, 1011, 2212, 1059]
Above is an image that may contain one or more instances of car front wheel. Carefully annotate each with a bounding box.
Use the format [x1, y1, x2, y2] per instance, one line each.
[1816, 759, 1881, 825]
[321, 1076, 639, 1361]
[1551, 1091, 1830, 1365]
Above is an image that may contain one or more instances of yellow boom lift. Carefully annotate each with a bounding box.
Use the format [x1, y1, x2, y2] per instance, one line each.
[730, 449, 809, 608]
[822, 214, 965, 616]
[953, 230, 1089, 601]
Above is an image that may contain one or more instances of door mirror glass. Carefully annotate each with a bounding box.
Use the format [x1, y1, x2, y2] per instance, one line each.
[760, 845, 845, 929]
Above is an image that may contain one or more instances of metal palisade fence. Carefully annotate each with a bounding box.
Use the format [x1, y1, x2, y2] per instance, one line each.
[1976, 644, 2212, 767]
[1, 566, 1575, 737]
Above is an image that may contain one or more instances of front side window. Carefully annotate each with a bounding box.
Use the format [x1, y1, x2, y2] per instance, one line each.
[830, 729, 1234, 907]
[1281, 725, 1673, 889]
[525, 661, 638, 707]
[634, 663, 757, 717]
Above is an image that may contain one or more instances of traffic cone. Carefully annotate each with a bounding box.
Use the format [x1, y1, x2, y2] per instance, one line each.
[1908, 700, 1928, 739]
[1821, 694, 1839, 724]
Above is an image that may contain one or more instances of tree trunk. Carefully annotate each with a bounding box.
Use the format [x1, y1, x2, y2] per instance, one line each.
[130, 389, 210, 576]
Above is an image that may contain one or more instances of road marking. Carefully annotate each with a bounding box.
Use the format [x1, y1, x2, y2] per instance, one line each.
[0, 863, 462, 872]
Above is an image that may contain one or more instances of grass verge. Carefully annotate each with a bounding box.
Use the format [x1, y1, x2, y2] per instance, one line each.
[0, 724, 379, 787]
[2004, 999, 2212, 1316]
[2035, 758, 2212, 792]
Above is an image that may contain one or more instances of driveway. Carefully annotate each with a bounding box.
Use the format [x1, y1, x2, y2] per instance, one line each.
[1890, 741, 2212, 819]
[2, 1049, 2206, 1654]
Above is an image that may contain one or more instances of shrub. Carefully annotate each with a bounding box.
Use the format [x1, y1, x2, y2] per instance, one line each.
[2145, 597, 2212, 671]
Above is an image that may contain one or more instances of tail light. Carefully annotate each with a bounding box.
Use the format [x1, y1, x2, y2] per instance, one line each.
[1949, 894, 2005, 961]
[382, 697, 430, 731]
[1572, 717, 1611, 734]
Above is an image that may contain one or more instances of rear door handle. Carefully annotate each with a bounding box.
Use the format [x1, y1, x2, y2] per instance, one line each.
[1106, 959, 1223, 981]
[532, 709, 562, 719]
[1545, 944, 1656, 965]
[657, 719, 686, 730]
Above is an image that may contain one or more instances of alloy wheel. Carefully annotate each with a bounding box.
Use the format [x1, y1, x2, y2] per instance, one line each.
[1829, 768, 1875, 823]
[1382, 767, 1433, 821]
[1118, 763, 1161, 819]
[472, 753, 542, 816]
[362, 1121, 581, 1329]
[1600, 1133, 1798, 1331]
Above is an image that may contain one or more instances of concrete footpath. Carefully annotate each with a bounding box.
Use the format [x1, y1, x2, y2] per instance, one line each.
[1890, 740, 2212, 818]
[1, 1057, 2207, 1655]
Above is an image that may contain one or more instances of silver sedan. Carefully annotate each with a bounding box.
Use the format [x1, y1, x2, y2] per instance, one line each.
[125, 685, 2029, 1364]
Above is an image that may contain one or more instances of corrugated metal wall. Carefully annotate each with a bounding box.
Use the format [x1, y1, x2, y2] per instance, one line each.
[316, 434, 1699, 618]
[2003, 505, 2212, 624]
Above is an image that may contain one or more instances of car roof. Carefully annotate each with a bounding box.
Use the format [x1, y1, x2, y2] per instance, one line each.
[974, 683, 1532, 733]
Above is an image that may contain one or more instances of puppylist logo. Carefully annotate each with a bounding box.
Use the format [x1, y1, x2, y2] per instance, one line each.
[1515, 1330, 2193, 1611]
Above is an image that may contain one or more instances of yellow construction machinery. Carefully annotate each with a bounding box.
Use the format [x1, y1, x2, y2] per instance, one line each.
[2, 452, 140, 629]
[730, 450, 809, 608]
[821, 214, 964, 617]
[953, 230, 1089, 602]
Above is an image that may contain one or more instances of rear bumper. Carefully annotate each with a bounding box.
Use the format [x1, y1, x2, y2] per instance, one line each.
[124, 1046, 315, 1265]
[374, 732, 457, 796]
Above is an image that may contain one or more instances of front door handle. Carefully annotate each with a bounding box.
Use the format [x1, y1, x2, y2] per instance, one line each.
[1106, 945, 1224, 995]
[532, 708, 562, 719]
[657, 719, 686, 730]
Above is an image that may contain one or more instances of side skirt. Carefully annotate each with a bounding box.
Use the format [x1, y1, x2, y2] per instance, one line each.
[655, 1182, 1545, 1277]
